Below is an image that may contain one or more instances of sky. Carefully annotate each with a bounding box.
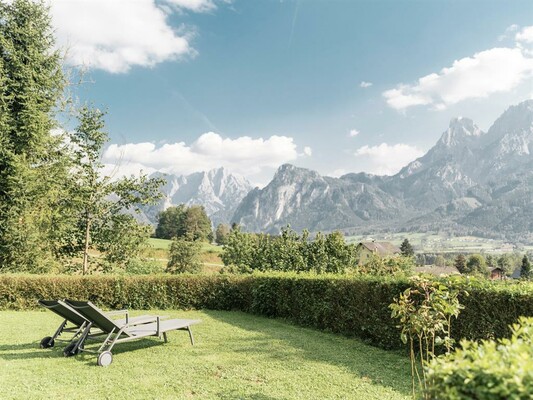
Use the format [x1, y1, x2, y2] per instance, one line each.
[50, 0, 533, 186]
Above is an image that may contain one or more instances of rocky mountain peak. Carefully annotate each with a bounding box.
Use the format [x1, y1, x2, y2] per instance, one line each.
[438, 117, 482, 147]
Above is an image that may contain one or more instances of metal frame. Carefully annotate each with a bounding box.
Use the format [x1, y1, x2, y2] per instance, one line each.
[64, 300, 199, 366]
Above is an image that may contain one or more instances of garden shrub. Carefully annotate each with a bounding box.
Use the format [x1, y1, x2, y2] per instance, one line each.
[2, 274, 533, 350]
[426, 316, 533, 400]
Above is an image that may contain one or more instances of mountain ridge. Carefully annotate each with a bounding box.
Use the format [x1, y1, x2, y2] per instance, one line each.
[231, 100, 533, 242]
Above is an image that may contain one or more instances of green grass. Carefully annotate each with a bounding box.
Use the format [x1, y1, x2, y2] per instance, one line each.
[0, 310, 411, 399]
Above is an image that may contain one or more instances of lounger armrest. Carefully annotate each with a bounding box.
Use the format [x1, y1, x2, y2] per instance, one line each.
[106, 309, 128, 316]
[106, 309, 129, 323]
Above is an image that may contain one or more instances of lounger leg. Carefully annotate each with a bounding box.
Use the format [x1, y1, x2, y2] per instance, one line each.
[52, 320, 68, 340]
[163, 332, 168, 343]
[187, 327, 195, 346]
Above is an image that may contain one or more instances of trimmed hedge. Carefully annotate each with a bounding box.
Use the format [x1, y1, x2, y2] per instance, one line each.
[2, 274, 533, 350]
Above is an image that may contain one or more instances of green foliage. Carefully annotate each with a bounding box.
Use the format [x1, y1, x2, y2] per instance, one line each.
[400, 239, 415, 257]
[453, 254, 466, 273]
[166, 238, 202, 274]
[4, 274, 533, 354]
[389, 277, 463, 399]
[221, 226, 358, 274]
[124, 259, 165, 275]
[66, 107, 163, 274]
[521, 255, 532, 280]
[155, 205, 212, 241]
[0, 0, 67, 272]
[215, 223, 230, 245]
[465, 254, 488, 276]
[426, 316, 533, 400]
[94, 214, 152, 268]
[358, 255, 414, 276]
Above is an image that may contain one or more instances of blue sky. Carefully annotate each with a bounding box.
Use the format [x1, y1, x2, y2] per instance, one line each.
[52, 0, 533, 185]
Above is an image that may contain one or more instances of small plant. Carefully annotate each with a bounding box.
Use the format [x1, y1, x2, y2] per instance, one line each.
[426, 316, 533, 399]
[389, 276, 463, 399]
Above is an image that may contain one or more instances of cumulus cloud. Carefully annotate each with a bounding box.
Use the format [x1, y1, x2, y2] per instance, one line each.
[360, 81, 373, 88]
[383, 31, 533, 111]
[49, 0, 222, 73]
[303, 146, 313, 156]
[102, 132, 308, 178]
[354, 143, 424, 175]
[516, 26, 533, 43]
[349, 129, 360, 137]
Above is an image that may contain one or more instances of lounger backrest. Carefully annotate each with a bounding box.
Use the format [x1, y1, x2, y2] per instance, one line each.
[38, 299, 88, 326]
[66, 300, 129, 335]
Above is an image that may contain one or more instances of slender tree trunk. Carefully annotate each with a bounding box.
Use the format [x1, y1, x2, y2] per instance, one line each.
[82, 214, 91, 275]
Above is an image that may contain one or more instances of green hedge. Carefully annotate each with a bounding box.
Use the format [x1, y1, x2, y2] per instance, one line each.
[2, 274, 533, 350]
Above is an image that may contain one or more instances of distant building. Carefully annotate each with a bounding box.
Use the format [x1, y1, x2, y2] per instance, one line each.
[357, 241, 401, 264]
[490, 267, 505, 280]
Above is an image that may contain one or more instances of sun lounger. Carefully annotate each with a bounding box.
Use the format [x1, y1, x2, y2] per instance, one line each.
[38, 299, 161, 350]
[65, 299, 200, 366]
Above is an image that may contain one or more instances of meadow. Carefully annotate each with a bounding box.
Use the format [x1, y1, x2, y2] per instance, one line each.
[0, 309, 411, 400]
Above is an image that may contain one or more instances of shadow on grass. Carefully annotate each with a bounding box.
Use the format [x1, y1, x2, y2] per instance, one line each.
[0, 337, 164, 364]
[204, 310, 411, 397]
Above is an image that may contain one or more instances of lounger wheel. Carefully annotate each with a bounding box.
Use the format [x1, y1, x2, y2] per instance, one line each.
[40, 336, 55, 349]
[63, 342, 81, 357]
[97, 351, 113, 367]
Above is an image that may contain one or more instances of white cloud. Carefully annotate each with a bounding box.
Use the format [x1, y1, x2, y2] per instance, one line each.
[383, 46, 533, 111]
[516, 26, 533, 43]
[499, 24, 519, 41]
[360, 81, 373, 88]
[49, 0, 221, 73]
[302, 146, 312, 156]
[166, 0, 217, 12]
[349, 129, 360, 137]
[354, 143, 424, 175]
[102, 132, 308, 178]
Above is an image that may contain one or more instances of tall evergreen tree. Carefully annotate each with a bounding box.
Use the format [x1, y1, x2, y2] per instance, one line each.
[454, 254, 467, 274]
[521, 255, 531, 280]
[0, 0, 67, 271]
[400, 239, 415, 257]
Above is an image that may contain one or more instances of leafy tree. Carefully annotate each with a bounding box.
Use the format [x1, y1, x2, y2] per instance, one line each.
[0, 0, 67, 271]
[183, 205, 212, 242]
[400, 238, 415, 257]
[155, 205, 186, 239]
[520, 255, 531, 280]
[68, 107, 163, 274]
[215, 224, 231, 245]
[166, 237, 202, 274]
[454, 254, 467, 274]
[94, 214, 152, 269]
[465, 254, 488, 276]
[155, 205, 212, 241]
[434, 255, 447, 268]
[220, 226, 256, 272]
[497, 254, 514, 276]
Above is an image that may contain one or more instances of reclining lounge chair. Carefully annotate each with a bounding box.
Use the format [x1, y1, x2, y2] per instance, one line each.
[65, 299, 200, 366]
[38, 299, 161, 350]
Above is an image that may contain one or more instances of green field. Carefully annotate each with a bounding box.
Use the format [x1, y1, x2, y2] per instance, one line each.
[346, 232, 531, 254]
[145, 239, 224, 272]
[0, 310, 410, 399]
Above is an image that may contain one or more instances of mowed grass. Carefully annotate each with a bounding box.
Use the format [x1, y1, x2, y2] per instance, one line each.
[0, 310, 411, 400]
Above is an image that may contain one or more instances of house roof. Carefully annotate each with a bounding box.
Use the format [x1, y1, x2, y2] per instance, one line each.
[358, 241, 401, 257]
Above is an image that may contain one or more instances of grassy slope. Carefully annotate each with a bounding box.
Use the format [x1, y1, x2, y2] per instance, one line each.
[0, 310, 410, 400]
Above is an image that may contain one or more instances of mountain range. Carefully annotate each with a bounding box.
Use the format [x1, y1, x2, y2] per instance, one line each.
[139, 167, 253, 228]
[231, 100, 533, 242]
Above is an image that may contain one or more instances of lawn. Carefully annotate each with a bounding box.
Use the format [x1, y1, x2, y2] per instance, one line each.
[0, 310, 411, 399]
